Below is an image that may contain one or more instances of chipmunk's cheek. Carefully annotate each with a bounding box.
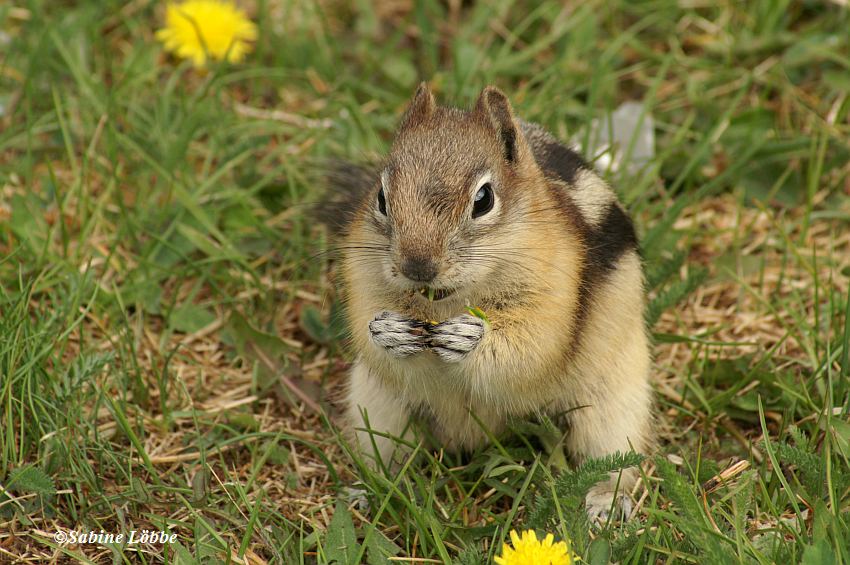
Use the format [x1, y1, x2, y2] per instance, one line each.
[463, 259, 497, 283]
[383, 260, 400, 285]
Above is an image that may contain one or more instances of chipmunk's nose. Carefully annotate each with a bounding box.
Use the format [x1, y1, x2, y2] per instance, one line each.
[400, 256, 438, 283]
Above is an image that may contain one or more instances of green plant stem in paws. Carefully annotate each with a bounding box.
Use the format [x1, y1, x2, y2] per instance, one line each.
[466, 306, 489, 324]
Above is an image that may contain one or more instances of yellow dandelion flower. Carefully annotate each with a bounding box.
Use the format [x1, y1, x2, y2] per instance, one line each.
[156, 0, 257, 68]
[494, 529, 580, 565]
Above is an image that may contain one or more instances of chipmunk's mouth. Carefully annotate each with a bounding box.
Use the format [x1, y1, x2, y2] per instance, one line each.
[416, 286, 455, 302]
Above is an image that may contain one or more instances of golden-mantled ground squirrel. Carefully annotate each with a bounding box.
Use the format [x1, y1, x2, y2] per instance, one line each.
[324, 84, 654, 521]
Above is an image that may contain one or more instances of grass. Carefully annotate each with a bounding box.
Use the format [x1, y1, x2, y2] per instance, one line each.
[1, 0, 849, 563]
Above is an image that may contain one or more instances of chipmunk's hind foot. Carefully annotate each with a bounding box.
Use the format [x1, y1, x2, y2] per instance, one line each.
[585, 482, 634, 525]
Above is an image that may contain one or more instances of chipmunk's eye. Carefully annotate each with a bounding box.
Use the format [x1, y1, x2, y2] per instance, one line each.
[472, 183, 494, 218]
[377, 187, 387, 216]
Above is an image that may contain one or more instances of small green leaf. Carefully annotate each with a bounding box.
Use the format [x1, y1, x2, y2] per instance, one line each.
[226, 411, 260, 432]
[801, 539, 836, 565]
[226, 311, 289, 388]
[811, 499, 832, 544]
[8, 466, 55, 497]
[263, 441, 290, 466]
[454, 546, 487, 565]
[365, 529, 401, 565]
[131, 476, 151, 503]
[122, 269, 163, 314]
[586, 537, 611, 565]
[191, 468, 210, 506]
[828, 419, 850, 457]
[646, 266, 708, 327]
[176, 222, 234, 260]
[487, 464, 527, 478]
[325, 503, 360, 565]
[8, 192, 47, 252]
[170, 303, 216, 333]
[170, 541, 197, 565]
[300, 305, 331, 344]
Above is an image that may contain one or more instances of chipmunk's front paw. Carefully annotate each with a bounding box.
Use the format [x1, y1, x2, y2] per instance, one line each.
[368, 311, 429, 357]
[429, 313, 485, 363]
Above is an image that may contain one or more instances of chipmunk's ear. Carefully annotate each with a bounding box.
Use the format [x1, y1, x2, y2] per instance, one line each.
[474, 86, 526, 164]
[400, 82, 436, 129]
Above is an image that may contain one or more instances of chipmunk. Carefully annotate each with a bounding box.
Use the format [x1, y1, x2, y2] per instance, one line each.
[323, 83, 654, 521]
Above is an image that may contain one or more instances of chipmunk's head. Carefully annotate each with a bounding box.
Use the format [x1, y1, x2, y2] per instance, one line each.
[358, 83, 544, 306]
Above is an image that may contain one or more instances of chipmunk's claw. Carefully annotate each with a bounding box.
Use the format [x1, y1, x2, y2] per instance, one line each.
[429, 313, 485, 363]
[369, 311, 429, 357]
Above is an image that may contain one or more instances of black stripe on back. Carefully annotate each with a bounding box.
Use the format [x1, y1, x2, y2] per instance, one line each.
[546, 184, 639, 360]
[583, 203, 638, 279]
[538, 141, 589, 188]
